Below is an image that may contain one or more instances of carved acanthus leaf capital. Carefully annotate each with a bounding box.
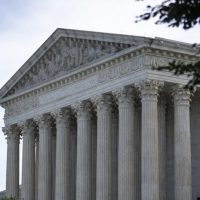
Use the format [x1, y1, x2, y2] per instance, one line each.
[34, 114, 53, 129]
[112, 86, 135, 106]
[173, 85, 191, 106]
[72, 101, 92, 119]
[18, 119, 36, 135]
[136, 79, 164, 100]
[91, 94, 113, 113]
[51, 108, 71, 124]
[3, 125, 20, 141]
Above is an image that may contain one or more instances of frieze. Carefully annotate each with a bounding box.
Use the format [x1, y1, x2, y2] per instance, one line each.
[4, 96, 39, 118]
[5, 37, 130, 97]
[98, 54, 174, 84]
[98, 56, 143, 83]
[2, 51, 192, 119]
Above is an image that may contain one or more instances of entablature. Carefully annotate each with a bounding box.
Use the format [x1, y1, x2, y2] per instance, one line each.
[1, 44, 199, 126]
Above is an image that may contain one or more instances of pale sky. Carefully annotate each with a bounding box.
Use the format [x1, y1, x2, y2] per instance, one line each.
[0, 0, 199, 191]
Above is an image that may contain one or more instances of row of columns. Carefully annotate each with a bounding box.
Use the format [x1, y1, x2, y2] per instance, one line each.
[4, 80, 192, 200]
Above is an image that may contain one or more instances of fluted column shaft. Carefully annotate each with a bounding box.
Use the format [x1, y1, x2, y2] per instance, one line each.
[174, 88, 192, 200]
[37, 114, 53, 200]
[158, 97, 167, 200]
[70, 122, 77, 200]
[111, 109, 118, 200]
[35, 135, 39, 200]
[54, 109, 71, 200]
[91, 117, 97, 200]
[52, 128, 56, 200]
[116, 87, 136, 200]
[95, 94, 113, 200]
[5, 126, 20, 198]
[21, 120, 36, 200]
[140, 80, 162, 200]
[76, 101, 92, 200]
[134, 100, 141, 200]
[166, 103, 175, 200]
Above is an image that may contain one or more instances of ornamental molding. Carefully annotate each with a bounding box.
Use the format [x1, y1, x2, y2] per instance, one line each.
[72, 101, 93, 119]
[136, 79, 164, 100]
[1, 46, 199, 121]
[92, 94, 114, 113]
[2, 125, 20, 140]
[112, 86, 135, 105]
[34, 114, 54, 129]
[173, 85, 191, 106]
[18, 119, 36, 135]
[2, 28, 146, 99]
[0, 28, 199, 105]
[1, 46, 198, 104]
[51, 107, 72, 124]
[3, 38, 130, 98]
[4, 96, 39, 119]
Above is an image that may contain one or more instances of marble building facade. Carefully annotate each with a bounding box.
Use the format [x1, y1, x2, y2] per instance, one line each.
[0, 29, 200, 200]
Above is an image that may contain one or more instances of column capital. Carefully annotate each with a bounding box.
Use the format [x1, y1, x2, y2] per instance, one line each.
[18, 119, 36, 135]
[112, 86, 134, 106]
[173, 85, 191, 106]
[136, 79, 164, 100]
[91, 94, 113, 112]
[34, 114, 53, 129]
[3, 125, 20, 141]
[51, 108, 71, 124]
[72, 101, 92, 119]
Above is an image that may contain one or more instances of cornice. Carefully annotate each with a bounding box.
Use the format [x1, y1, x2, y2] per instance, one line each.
[1, 44, 199, 107]
[1, 29, 199, 101]
[0, 29, 141, 99]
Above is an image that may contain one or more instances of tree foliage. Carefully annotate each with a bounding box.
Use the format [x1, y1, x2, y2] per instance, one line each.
[136, 0, 200, 89]
[156, 60, 200, 90]
[136, 0, 200, 29]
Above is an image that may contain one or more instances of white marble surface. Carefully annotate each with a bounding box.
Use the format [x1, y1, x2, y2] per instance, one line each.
[2, 29, 200, 200]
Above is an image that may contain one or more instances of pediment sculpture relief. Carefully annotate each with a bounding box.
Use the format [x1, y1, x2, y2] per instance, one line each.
[6, 38, 130, 97]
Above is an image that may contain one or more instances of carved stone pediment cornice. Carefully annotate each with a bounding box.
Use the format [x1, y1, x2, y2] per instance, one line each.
[4, 37, 131, 98]
[1, 29, 200, 125]
[2, 28, 147, 100]
[2, 28, 200, 102]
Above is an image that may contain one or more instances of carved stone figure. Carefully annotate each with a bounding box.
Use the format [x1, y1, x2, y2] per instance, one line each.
[6, 37, 127, 96]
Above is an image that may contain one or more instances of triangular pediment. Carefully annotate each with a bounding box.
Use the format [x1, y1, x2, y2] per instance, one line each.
[0, 29, 146, 99]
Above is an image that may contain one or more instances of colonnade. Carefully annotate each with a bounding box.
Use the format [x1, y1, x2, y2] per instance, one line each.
[4, 80, 192, 200]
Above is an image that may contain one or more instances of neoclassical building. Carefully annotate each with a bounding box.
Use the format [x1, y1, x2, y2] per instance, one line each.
[0, 29, 200, 200]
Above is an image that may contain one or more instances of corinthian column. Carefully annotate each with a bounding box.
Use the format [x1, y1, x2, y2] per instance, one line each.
[134, 99, 141, 200]
[70, 120, 77, 200]
[35, 133, 39, 200]
[93, 94, 113, 200]
[51, 127, 56, 200]
[91, 114, 97, 200]
[111, 108, 118, 200]
[139, 80, 163, 200]
[53, 108, 71, 200]
[114, 86, 137, 200]
[35, 114, 53, 200]
[173, 86, 192, 200]
[166, 101, 175, 200]
[21, 120, 36, 200]
[158, 96, 167, 200]
[4, 125, 20, 199]
[74, 101, 92, 200]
